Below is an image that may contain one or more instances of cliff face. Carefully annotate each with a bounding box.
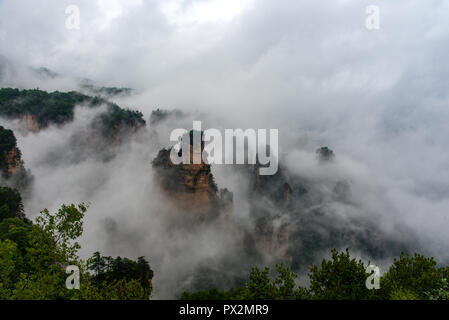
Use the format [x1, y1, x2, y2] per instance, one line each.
[4, 147, 22, 175]
[255, 217, 290, 262]
[251, 163, 293, 207]
[110, 120, 146, 147]
[152, 145, 219, 216]
[0, 126, 31, 194]
[0, 126, 24, 178]
[152, 140, 292, 260]
[248, 162, 297, 262]
[20, 114, 39, 132]
[0, 88, 146, 142]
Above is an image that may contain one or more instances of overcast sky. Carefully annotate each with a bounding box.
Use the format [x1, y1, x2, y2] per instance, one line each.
[0, 1, 447, 122]
[1, 0, 449, 263]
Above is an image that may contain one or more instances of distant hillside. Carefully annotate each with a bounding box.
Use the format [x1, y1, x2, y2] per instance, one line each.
[0, 88, 145, 136]
[80, 84, 133, 97]
[0, 125, 23, 178]
[0, 125, 31, 193]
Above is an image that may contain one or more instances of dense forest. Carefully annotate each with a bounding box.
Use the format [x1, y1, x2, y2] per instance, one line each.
[0, 89, 153, 299]
[0, 87, 448, 300]
[1, 184, 448, 300]
[0, 88, 144, 134]
[182, 249, 449, 300]
[0, 186, 154, 300]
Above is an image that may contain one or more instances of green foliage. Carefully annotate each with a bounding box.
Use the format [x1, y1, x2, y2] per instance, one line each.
[0, 88, 90, 126]
[0, 88, 145, 134]
[0, 126, 21, 177]
[379, 253, 442, 299]
[0, 239, 21, 298]
[98, 104, 144, 134]
[149, 109, 183, 126]
[0, 187, 26, 222]
[35, 203, 88, 262]
[242, 267, 277, 300]
[80, 278, 150, 300]
[11, 270, 71, 300]
[183, 249, 449, 301]
[0, 218, 33, 254]
[0, 214, 74, 299]
[240, 264, 311, 300]
[87, 252, 154, 298]
[309, 249, 374, 300]
[181, 264, 310, 300]
[80, 84, 133, 97]
[425, 278, 449, 300]
[1, 183, 449, 301]
[390, 288, 420, 300]
[0, 192, 154, 300]
[0, 126, 17, 151]
[274, 264, 310, 299]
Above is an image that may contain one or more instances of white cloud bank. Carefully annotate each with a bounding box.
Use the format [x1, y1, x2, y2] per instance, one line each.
[1, 0, 449, 297]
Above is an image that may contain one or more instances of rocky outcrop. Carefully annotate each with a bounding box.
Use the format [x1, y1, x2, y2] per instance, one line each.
[316, 146, 335, 162]
[110, 120, 146, 147]
[152, 133, 233, 218]
[247, 162, 298, 262]
[0, 126, 24, 177]
[0, 88, 146, 138]
[254, 216, 291, 262]
[153, 146, 219, 216]
[0, 126, 31, 194]
[20, 114, 39, 132]
[3, 147, 22, 175]
[251, 162, 294, 207]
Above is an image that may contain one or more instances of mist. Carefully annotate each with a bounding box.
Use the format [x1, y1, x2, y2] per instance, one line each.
[0, 0, 449, 298]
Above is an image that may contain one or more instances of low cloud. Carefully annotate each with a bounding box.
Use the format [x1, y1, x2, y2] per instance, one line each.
[0, 0, 449, 297]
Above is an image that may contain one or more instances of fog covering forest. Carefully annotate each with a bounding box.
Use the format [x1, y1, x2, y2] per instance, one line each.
[0, 0, 449, 300]
[0, 79, 443, 299]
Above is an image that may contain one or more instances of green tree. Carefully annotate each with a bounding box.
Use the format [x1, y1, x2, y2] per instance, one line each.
[380, 253, 442, 300]
[35, 203, 88, 262]
[80, 278, 150, 300]
[425, 278, 449, 300]
[241, 267, 277, 300]
[308, 249, 374, 300]
[87, 252, 154, 299]
[0, 127, 22, 178]
[389, 287, 420, 300]
[0, 196, 154, 300]
[0, 239, 21, 298]
[0, 187, 26, 222]
[181, 264, 310, 300]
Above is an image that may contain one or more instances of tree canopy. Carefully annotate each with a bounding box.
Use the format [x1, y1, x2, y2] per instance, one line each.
[182, 248, 449, 301]
[0, 88, 145, 133]
[0, 188, 154, 300]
